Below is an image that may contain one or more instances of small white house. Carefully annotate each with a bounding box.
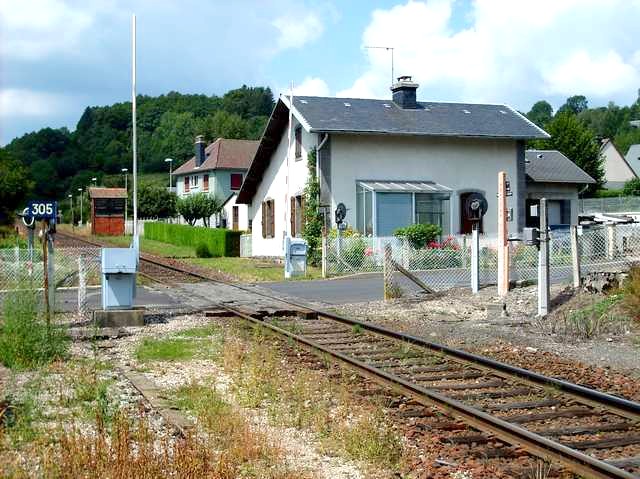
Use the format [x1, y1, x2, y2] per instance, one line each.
[599, 139, 637, 189]
[173, 137, 258, 230]
[237, 76, 550, 257]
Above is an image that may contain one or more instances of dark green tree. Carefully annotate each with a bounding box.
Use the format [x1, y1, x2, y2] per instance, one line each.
[176, 193, 221, 227]
[558, 95, 588, 115]
[222, 85, 274, 119]
[532, 112, 604, 192]
[526, 100, 553, 128]
[138, 184, 177, 218]
[622, 178, 640, 196]
[0, 149, 32, 224]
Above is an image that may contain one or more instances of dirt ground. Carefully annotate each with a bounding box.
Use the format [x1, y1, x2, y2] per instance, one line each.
[333, 283, 640, 381]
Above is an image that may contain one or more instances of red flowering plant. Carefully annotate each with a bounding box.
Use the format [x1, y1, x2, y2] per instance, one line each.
[428, 235, 460, 251]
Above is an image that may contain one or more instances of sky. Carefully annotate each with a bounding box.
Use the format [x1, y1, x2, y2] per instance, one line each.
[1, 0, 640, 145]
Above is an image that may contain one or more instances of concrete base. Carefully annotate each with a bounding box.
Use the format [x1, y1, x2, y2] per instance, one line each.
[93, 308, 146, 328]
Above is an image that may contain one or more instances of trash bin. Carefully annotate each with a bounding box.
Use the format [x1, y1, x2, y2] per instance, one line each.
[101, 248, 137, 309]
[284, 237, 307, 279]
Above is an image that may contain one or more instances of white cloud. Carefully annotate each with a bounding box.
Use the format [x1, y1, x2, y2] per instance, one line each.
[339, 0, 640, 108]
[293, 76, 330, 96]
[0, 89, 69, 117]
[272, 12, 324, 51]
[0, 0, 95, 60]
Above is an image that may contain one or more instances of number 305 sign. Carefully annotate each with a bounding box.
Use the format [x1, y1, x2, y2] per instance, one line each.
[28, 200, 58, 220]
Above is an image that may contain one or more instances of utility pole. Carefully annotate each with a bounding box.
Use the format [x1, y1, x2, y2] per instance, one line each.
[538, 198, 550, 316]
[122, 168, 128, 232]
[68, 194, 74, 228]
[78, 188, 83, 226]
[131, 14, 139, 242]
[497, 171, 510, 296]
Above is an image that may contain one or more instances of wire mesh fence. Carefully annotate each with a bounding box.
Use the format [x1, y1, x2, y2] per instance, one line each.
[579, 196, 640, 214]
[0, 246, 101, 316]
[324, 224, 640, 296]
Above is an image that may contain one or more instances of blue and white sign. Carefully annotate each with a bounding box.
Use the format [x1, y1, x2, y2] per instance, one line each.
[27, 200, 58, 221]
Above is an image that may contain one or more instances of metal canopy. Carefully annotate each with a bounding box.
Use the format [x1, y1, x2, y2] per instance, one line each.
[357, 180, 452, 193]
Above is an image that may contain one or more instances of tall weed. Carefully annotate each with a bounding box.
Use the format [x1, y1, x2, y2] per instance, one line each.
[0, 289, 68, 369]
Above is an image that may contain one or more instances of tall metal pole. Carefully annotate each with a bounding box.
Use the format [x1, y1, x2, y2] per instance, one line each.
[131, 14, 138, 240]
[538, 198, 550, 317]
[124, 171, 128, 232]
[168, 161, 172, 189]
[79, 188, 83, 226]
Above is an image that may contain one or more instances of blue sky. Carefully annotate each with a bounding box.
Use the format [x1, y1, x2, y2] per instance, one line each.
[2, 0, 639, 145]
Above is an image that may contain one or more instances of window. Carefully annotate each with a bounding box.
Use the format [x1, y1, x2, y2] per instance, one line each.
[356, 184, 373, 236]
[203, 174, 209, 192]
[355, 184, 450, 237]
[191, 175, 199, 187]
[261, 199, 275, 238]
[230, 173, 243, 190]
[415, 193, 450, 235]
[295, 126, 302, 159]
[184, 176, 190, 192]
[94, 198, 125, 217]
[232, 205, 239, 230]
[290, 195, 304, 237]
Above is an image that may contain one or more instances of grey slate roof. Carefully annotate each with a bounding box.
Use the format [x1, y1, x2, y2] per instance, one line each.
[292, 96, 549, 139]
[625, 144, 640, 176]
[525, 150, 595, 184]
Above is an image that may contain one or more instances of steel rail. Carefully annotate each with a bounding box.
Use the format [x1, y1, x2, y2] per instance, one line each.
[223, 303, 638, 479]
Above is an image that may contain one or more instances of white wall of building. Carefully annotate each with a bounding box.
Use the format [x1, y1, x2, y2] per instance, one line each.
[221, 193, 249, 231]
[330, 134, 519, 236]
[248, 117, 314, 257]
[525, 182, 580, 225]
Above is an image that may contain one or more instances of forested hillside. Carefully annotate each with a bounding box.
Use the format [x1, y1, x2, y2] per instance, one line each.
[1, 86, 274, 201]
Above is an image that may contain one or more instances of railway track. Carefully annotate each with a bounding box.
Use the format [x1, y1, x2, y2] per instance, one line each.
[56, 230, 640, 478]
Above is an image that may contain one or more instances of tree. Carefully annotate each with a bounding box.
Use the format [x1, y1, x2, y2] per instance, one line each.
[222, 85, 274, 119]
[532, 112, 604, 192]
[623, 178, 640, 196]
[526, 100, 553, 128]
[0, 150, 32, 224]
[149, 111, 201, 172]
[201, 110, 249, 142]
[138, 184, 177, 218]
[176, 193, 221, 226]
[558, 95, 588, 115]
[302, 148, 323, 265]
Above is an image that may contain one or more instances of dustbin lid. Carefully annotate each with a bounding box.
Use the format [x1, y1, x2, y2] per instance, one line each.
[101, 247, 138, 273]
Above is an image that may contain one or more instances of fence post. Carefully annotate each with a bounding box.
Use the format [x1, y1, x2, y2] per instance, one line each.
[383, 243, 394, 300]
[607, 224, 617, 259]
[471, 226, 480, 293]
[538, 199, 550, 317]
[321, 235, 328, 278]
[497, 171, 510, 297]
[78, 255, 87, 318]
[570, 225, 581, 289]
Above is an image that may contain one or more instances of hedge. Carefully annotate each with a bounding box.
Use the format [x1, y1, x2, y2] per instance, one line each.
[144, 223, 241, 257]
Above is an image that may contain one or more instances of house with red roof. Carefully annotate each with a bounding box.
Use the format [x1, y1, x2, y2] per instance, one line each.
[173, 136, 258, 230]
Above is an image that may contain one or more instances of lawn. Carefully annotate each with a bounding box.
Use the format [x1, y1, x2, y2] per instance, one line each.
[58, 225, 321, 282]
[186, 256, 322, 282]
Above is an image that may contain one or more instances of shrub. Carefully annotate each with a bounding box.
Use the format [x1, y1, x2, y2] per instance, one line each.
[622, 178, 640, 197]
[394, 223, 442, 249]
[0, 289, 68, 370]
[144, 222, 241, 257]
[176, 193, 221, 227]
[195, 242, 212, 258]
[622, 266, 640, 321]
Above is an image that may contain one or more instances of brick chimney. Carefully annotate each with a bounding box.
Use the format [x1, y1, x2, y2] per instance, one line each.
[391, 75, 419, 109]
[194, 135, 206, 167]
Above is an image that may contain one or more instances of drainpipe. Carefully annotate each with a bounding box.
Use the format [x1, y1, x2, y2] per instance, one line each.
[316, 133, 329, 229]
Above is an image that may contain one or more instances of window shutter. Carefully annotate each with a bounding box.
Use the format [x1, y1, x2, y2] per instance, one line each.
[300, 196, 305, 232]
[184, 176, 190, 192]
[290, 196, 296, 237]
[269, 200, 275, 238]
[261, 202, 267, 238]
[203, 174, 209, 192]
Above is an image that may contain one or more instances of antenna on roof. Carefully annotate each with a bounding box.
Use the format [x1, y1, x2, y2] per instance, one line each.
[364, 45, 394, 87]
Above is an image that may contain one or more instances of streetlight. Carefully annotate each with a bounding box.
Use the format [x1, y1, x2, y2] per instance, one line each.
[122, 168, 129, 231]
[77, 188, 83, 225]
[68, 194, 74, 227]
[165, 158, 173, 190]
[92, 177, 97, 186]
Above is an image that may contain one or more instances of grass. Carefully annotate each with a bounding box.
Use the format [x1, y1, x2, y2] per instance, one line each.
[563, 294, 630, 339]
[0, 288, 68, 370]
[0, 376, 43, 447]
[135, 327, 223, 362]
[170, 383, 311, 479]
[99, 235, 196, 258]
[222, 334, 404, 469]
[187, 256, 322, 282]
